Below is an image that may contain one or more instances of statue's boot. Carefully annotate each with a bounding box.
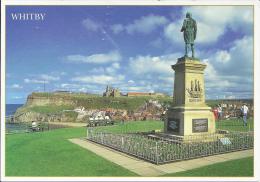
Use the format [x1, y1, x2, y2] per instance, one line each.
[191, 44, 195, 58]
[185, 44, 188, 57]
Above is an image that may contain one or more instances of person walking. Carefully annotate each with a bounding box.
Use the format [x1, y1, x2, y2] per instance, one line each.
[241, 103, 249, 126]
[217, 104, 223, 120]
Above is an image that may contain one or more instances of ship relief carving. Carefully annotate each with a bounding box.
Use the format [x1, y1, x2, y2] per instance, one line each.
[186, 79, 202, 101]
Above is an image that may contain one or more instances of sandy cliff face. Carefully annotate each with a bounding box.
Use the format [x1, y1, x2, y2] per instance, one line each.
[13, 93, 78, 123]
[26, 95, 76, 106]
[14, 106, 78, 123]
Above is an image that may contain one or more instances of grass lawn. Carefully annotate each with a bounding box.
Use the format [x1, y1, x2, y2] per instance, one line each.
[94, 120, 164, 133]
[5, 127, 138, 176]
[216, 118, 254, 132]
[162, 157, 253, 177]
[5, 120, 254, 177]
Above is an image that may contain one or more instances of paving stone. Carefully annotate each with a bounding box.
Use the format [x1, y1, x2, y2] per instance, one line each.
[131, 166, 166, 176]
[154, 164, 186, 173]
[203, 155, 229, 163]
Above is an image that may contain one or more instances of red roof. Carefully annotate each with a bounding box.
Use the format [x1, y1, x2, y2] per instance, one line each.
[127, 92, 152, 96]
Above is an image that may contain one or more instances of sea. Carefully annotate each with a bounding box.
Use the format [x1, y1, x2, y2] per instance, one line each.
[6, 104, 23, 116]
[5, 104, 28, 133]
[5, 104, 67, 133]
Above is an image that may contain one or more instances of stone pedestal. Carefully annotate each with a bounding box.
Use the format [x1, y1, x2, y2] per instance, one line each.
[165, 56, 215, 136]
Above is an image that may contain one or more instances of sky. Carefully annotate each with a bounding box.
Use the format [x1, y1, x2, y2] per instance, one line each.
[5, 5, 253, 104]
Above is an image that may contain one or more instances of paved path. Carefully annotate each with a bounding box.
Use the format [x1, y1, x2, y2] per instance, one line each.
[51, 122, 86, 127]
[69, 138, 253, 177]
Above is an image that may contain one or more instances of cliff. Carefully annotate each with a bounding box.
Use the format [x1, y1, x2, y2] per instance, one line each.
[13, 92, 172, 123]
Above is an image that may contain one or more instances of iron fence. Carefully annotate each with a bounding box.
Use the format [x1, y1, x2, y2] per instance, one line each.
[87, 129, 253, 164]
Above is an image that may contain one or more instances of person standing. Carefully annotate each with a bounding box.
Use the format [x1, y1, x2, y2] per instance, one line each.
[217, 104, 223, 120]
[241, 103, 249, 126]
[31, 121, 37, 132]
[213, 106, 218, 120]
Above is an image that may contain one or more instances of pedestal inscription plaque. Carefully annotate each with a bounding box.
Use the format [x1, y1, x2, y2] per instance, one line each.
[168, 118, 180, 132]
[192, 118, 208, 133]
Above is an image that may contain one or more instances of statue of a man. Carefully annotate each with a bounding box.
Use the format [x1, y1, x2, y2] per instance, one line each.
[181, 12, 197, 58]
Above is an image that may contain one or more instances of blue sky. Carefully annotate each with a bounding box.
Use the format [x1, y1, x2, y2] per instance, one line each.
[6, 6, 253, 104]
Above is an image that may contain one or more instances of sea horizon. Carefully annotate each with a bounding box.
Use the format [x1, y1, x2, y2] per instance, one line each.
[6, 104, 23, 116]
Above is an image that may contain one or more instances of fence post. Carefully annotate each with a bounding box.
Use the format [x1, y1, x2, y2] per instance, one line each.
[155, 141, 159, 164]
[101, 132, 103, 144]
[121, 136, 124, 150]
[86, 127, 89, 139]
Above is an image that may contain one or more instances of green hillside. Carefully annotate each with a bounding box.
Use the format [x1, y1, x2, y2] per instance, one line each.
[27, 92, 172, 111]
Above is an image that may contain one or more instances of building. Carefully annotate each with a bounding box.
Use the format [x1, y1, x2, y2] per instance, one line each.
[103, 85, 120, 97]
[127, 92, 166, 97]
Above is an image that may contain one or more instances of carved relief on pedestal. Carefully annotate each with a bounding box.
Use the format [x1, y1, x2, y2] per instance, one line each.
[186, 79, 203, 102]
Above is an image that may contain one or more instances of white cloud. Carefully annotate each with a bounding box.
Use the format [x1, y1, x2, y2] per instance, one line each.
[111, 62, 120, 69]
[60, 72, 67, 76]
[158, 76, 173, 84]
[53, 83, 104, 93]
[128, 53, 180, 75]
[165, 6, 253, 44]
[12, 96, 23, 99]
[150, 38, 163, 48]
[24, 78, 47, 84]
[10, 84, 23, 89]
[185, 6, 252, 27]
[215, 50, 231, 64]
[110, 24, 124, 34]
[39, 74, 60, 81]
[124, 35, 252, 99]
[82, 18, 102, 32]
[208, 36, 253, 76]
[66, 50, 122, 64]
[60, 83, 79, 88]
[164, 19, 223, 44]
[126, 14, 168, 34]
[105, 67, 116, 74]
[23, 73, 60, 85]
[89, 67, 105, 74]
[120, 85, 154, 93]
[200, 36, 253, 98]
[87, 62, 121, 75]
[126, 53, 180, 95]
[128, 80, 135, 84]
[71, 74, 125, 85]
[105, 63, 121, 74]
[110, 14, 168, 35]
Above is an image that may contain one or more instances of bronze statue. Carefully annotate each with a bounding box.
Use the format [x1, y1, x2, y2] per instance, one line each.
[181, 12, 197, 58]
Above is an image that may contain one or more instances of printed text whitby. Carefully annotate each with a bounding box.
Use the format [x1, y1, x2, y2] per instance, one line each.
[11, 13, 46, 21]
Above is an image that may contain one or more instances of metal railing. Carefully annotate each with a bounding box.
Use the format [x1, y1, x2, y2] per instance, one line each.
[87, 129, 253, 164]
